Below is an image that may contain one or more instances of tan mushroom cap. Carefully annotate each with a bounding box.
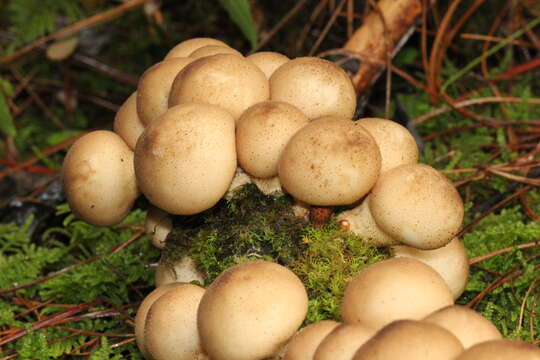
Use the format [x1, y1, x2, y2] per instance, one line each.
[270, 57, 356, 119]
[198, 260, 308, 360]
[135, 103, 236, 215]
[247, 51, 290, 78]
[370, 164, 464, 250]
[145, 284, 207, 360]
[189, 45, 242, 59]
[165, 37, 229, 59]
[455, 339, 540, 360]
[336, 196, 399, 247]
[283, 321, 340, 360]
[144, 206, 172, 249]
[341, 258, 453, 330]
[314, 323, 375, 360]
[357, 118, 419, 173]
[278, 117, 381, 206]
[353, 320, 464, 360]
[169, 54, 269, 120]
[423, 305, 502, 349]
[155, 255, 205, 287]
[113, 92, 145, 150]
[392, 237, 469, 299]
[134, 283, 185, 359]
[137, 57, 195, 125]
[236, 101, 309, 178]
[62, 130, 138, 226]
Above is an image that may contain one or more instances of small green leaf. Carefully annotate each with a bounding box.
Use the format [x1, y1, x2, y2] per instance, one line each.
[0, 90, 16, 137]
[218, 0, 258, 49]
[0, 77, 14, 97]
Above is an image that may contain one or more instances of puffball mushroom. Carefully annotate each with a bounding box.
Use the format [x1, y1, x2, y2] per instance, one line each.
[189, 45, 242, 59]
[247, 51, 290, 78]
[165, 37, 230, 59]
[278, 117, 381, 206]
[169, 54, 269, 120]
[270, 57, 356, 119]
[454, 339, 540, 360]
[423, 305, 502, 349]
[357, 118, 419, 173]
[144, 284, 207, 360]
[352, 320, 464, 360]
[236, 101, 309, 178]
[313, 323, 375, 360]
[134, 103, 236, 215]
[155, 255, 205, 287]
[137, 57, 195, 125]
[341, 258, 453, 330]
[197, 260, 308, 360]
[144, 206, 172, 249]
[283, 320, 340, 360]
[113, 92, 145, 150]
[62, 130, 139, 226]
[370, 163, 464, 250]
[135, 283, 185, 359]
[392, 237, 469, 299]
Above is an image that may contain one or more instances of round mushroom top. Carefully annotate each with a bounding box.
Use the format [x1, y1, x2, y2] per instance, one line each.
[370, 163, 464, 250]
[270, 57, 356, 119]
[165, 37, 229, 59]
[352, 320, 464, 360]
[278, 117, 381, 206]
[236, 101, 309, 178]
[454, 339, 540, 360]
[113, 91, 145, 150]
[189, 45, 242, 59]
[197, 260, 308, 360]
[62, 130, 139, 226]
[283, 321, 340, 360]
[313, 323, 375, 360]
[247, 51, 290, 78]
[357, 118, 419, 173]
[134, 103, 237, 215]
[392, 237, 469, 299]
[423, 305, 502, 349]
[169, 54, 269, 120]
[137, 57, 195, 125]
[341, 257, 453, 330]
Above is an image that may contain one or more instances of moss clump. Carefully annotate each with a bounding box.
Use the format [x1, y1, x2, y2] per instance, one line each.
[163, 184, 387, 324]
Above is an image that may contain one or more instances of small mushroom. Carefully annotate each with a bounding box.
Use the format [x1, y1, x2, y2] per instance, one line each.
[313, 323, 375, 360]
[453, 339, 540, 360]
[62, 130, 139, 226]
[113, 92, 145, 150]
[197, 260, 308, 360]
[369, 164, 464, 250]
[270, 57, 356, 119]
[357, 118, 419, 173]
[165, 37, 229, 59]
[137, 57, 194, 125]
[283, 321, 340, 360]
[144, 283, 207, 360]
[236, 101, 309, 178]
[247, 51, 290, 78]
[423, 305, 502, 349]
[144, 206, 172, 249]
[341, 258, 453, 330]
[155, 255, 205, 287]
[278, 117, 381, 206]
[189, 45, 242, 59]
[392, 237, 469, 299]
[352, 320, 464, 360]
[251, 175, 284, 196]
[169, 54, 269, 120]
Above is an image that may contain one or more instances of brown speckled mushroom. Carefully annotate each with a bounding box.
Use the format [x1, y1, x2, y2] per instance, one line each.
[62, 130, 139, 226]
[270, 57, 356, 119]
[197, 260, 308, 360]
[189, 45, 242, 59]
[423, 305, 502, 349]
[113, 92, 145, 150]
[247, 51, 290, 78]
[352, 320, 464, 360]
[278, 117, 381, 206]
[341, 258, 453, 330]
[169, 54, 269, 120]
[283, 321, 340, 360]
[454, 339, 540, 360]
[392, 237, 469, 299]
[165, 37, 229, 59]
[314, 323, 375, 360]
